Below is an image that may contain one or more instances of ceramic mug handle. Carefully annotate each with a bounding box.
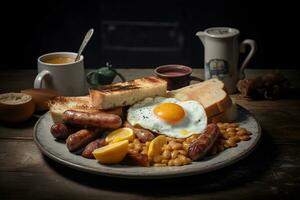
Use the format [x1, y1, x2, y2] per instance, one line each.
[34, 70, 51, 88]
[239, 39, 257, 80]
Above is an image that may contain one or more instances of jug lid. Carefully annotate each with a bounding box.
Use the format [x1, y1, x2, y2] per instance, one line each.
[205, 27, 239, 38]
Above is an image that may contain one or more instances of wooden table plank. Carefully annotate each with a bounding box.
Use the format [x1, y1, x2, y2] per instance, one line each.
[0, 137, 299, 200]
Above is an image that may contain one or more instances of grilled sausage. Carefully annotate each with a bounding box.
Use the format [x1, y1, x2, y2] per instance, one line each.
[121, 152, 149, 167]
[123, 121, 155, 142]
[188, 124, 220, 160]
[82, 138, 107, 159]
[63, 110, 122, 129]
[50, 123, 72, 139]
[66, 129, 100, 151]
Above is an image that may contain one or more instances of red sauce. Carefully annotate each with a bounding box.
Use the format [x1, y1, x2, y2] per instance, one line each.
[162, 71, 186, 76]
[159, 69, 189, 76]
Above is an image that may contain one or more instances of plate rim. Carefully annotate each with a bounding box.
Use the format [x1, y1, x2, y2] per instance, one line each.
[33, 104, 262, 179]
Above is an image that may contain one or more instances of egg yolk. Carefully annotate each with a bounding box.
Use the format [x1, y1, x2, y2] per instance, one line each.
[154, 103, 185, 124]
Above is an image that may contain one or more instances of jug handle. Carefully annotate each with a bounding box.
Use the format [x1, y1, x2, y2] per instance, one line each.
[239, 39, 257, 80]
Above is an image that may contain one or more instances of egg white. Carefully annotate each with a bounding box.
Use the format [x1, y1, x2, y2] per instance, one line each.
[127, 97, 207, 138]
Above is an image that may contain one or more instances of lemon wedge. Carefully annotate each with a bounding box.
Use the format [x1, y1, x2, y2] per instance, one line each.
[92, 140, 129, 164]
[105, 127, 134, 143]
[147, 135, 167, 159]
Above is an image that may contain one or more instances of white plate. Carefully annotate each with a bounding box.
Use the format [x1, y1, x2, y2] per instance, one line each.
[34, 105, 261, 179]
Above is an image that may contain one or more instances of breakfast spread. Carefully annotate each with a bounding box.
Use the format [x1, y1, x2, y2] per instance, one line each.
[48, 77, 252, 167]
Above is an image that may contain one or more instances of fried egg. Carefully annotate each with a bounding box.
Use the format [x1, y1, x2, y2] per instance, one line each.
[127, 97, 207, 138]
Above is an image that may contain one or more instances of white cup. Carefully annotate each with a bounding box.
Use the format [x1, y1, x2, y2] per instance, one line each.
[34, 52, 87, 96]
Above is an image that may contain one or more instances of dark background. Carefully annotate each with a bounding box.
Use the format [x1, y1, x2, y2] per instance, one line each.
[0, 0, 298, 69]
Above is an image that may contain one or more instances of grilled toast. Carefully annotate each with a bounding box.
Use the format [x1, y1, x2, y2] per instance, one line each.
[48, 96, 122, 123]
[168, 79, 232, 118]
[89, 76, 167, 109]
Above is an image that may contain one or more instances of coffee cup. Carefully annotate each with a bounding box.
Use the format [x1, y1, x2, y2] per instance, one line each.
[34, 52, 87, 96]
[154, 65, 202, 90]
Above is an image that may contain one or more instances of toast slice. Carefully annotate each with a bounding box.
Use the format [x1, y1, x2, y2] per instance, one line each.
[48, 96, 122, 123]
[168, 79, 232, 118]
[209, 104, 238, 123]
[89, 76, 167, 109]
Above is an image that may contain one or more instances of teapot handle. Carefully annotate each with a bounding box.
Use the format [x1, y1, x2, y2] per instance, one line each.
[110, 68, 126, 82]
[86, 71, 98, 86]
[239, 39, 257, 80]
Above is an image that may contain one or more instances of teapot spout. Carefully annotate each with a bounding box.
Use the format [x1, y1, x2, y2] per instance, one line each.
[196, 31, 206, 44]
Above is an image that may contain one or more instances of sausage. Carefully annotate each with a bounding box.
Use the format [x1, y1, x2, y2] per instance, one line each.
[121, 151, 149, 167]
[66, 128, 100, 151]
[63, 110, 122, 129]
[82, 138, 107, 159]
[133, 128, 155, 143]
[123, 121, 155, 142]
[188, 124, 220, 160]
[50, 123, 72, 139]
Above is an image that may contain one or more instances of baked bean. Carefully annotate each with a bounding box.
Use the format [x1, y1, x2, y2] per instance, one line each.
[134, 143, 142, 151]
[221, 132, 229, 139]
[185, 137, 193, 144]
[183, 142, 190, 151]
[240, 135, 251, 141]
[227, 131, 236, 137]
[178, 150, 187, 156]
[226, 128, 236, 132]
[172, 143, 183, 150]
[226, 138, 237, 147]
[141, 150, 147, 155]
[224, 142, 230, 148]
[185, 157, 192, 164]
[173, 158, 182, 166]
[162, 150, 171, 159]
[133, 138, 140, 144]
[128, 143, 134, 149]
[162, 144, 171, 151]
[161, 159, 168, 164]
[237, 130, 247, 136]
[168, 159, 174, 166]
[232, 136, 241, 143]
[171, 150, 179, 159]
[177, 156, 186, 165]
[178, 154, 186, 160]
[176, 138, 185, 143]
[229, 123, 238, 128]
[129, 149, 138, 154]
[217, 122, 223, 128]
[153, 155, 163, 163]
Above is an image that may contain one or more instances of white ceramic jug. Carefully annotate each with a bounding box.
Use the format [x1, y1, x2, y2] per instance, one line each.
[196, 27, 257, 93]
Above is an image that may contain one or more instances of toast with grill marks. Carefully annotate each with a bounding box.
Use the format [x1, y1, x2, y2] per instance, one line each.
[48, 96, 122, 123]
[168, 79, 232, 118]
[89, 76, 167, 109]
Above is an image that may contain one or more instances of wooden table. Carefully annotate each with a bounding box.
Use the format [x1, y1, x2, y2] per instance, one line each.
[1, 69, 300, 200]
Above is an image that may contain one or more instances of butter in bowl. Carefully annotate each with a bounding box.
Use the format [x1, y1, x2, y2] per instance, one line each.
[0, 93, 35, 124]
